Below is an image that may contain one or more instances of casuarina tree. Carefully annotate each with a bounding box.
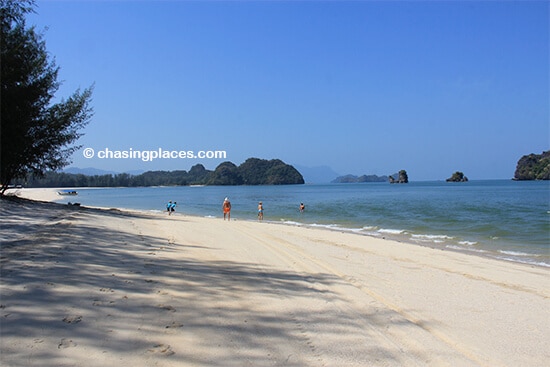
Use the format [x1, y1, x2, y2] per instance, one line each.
[0, 0, 93, 195]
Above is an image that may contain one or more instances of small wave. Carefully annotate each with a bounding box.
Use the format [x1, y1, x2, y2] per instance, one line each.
[310, 223, 340, 229]
[281, 220, 303, 226]
[446, 245, 488, 253]
[458, 241, 478, 246]
[496, 257, 550, 268]
[378, 228, 406, 235]
[412, 234, 454, 241]
[498, 250, 535, 257]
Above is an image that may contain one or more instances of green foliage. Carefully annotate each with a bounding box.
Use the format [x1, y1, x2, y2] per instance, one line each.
[206, 161, 243, 185]
[21, 158, 305, 188]
[514, 151, 550, 180]
[238, 158, 303, 185]
[0, 0, 94, 194]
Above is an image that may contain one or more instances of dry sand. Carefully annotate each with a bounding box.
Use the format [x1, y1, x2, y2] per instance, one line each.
[1, 188, 549, 366]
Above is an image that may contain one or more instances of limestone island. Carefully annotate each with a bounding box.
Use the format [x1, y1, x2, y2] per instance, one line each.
[446, 171, 469, 182]
[513, 151, 550, 180]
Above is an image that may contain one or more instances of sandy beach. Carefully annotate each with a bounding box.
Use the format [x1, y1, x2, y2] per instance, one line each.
[1, 188, 548, 366]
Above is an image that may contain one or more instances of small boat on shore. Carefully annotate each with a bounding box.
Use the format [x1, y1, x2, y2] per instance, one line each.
[58, 190, 78, 196]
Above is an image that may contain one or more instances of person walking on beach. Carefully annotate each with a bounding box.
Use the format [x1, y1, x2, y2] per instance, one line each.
[258, 201, 264, 221]
[223, 197, 231, 220]
[167, 201, 173, 216]
[171, 201, 177, 215]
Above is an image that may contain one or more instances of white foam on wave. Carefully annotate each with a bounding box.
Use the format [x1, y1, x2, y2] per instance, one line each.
[412, 234, 453, 240]
[310, 223, 341, 230]
[497, 257, 550, 268]
[411, 234, 453, 243]
[378, 228, 406, 235]
[498, 250, 535, 257]
[458, 241, 478, 246]
[446, 245, 488, 253]
[281, 220, 303, 226]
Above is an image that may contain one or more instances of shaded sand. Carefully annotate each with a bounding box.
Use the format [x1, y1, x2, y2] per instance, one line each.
[3, 187, 64, 203]
[1, 195, 549, 366]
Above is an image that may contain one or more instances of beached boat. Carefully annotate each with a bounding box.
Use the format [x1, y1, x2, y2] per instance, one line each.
[58, 190, 78, 196]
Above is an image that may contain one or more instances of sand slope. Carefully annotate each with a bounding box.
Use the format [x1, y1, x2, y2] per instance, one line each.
[1, 197, 548, 366]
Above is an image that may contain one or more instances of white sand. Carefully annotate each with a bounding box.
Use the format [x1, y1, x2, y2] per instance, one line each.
[1, 189, 548, 366]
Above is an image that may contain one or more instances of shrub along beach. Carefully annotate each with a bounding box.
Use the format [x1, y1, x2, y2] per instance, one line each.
[0, 189, 548, 366]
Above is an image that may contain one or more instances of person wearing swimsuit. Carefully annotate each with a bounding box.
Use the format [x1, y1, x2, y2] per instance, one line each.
[223, 197, 231, 221]
[258, 201, 264, 221]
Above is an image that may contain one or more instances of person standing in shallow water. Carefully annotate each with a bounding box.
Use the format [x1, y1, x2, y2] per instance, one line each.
[222, 197, 231, 220]
[300, 202, 305, 213]
[258, 201, 264, 221]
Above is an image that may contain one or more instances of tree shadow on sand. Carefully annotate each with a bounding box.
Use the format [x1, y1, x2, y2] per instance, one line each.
[1, 198, 437, 366]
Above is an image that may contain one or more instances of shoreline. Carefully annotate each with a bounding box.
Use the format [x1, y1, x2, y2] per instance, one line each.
[1, 189, 549, 366]
[8, 187, 549, 269]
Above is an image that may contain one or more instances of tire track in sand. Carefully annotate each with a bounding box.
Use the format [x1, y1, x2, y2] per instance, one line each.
[233, 223, 485, 367]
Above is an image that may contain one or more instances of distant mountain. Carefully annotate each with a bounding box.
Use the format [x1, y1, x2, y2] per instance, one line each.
[26, 158, 304, 187]
[63, 167, 145, 176]
[63, 167, 118, 175]
[294, 165, 340, 183]
[332, 174, 389, 183]
[513, 151, 550, 180]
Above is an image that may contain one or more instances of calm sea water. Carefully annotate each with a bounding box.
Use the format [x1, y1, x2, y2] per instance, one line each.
[56, 180, 550, 267]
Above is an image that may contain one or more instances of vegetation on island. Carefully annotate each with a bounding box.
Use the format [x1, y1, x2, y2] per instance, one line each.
[513, 151, 550, 180]
[446, 171, 468, 182]
[19, 158, 305, 188]
[0, 0, 94, 195]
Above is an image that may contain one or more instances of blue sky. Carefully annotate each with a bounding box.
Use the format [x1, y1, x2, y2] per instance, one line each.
[29, 0, 548, 181]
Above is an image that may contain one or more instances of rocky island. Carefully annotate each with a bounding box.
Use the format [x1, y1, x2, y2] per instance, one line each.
[446, 171, 468, 182]
[513, 151, 550, 180]
[389, 170, 409, 184]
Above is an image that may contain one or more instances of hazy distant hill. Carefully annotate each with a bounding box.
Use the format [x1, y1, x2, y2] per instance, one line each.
[294, 165, 340, 183]
[63, 167, 144, 176]
[332, 174, 389, 183]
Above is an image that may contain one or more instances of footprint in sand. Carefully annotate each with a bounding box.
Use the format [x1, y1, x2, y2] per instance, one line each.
[165, 322, 183, 329]
[62, 315, 82, 324]
[158, 304, 176, 312]
[58, 338, 77, 349]
[148, 344, 174, 356]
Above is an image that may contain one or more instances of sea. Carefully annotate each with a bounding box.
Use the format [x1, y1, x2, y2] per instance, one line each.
[55, 180, 550, 268]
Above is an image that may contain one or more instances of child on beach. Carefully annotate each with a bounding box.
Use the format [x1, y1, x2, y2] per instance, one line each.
[258, 202, 264, 221]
